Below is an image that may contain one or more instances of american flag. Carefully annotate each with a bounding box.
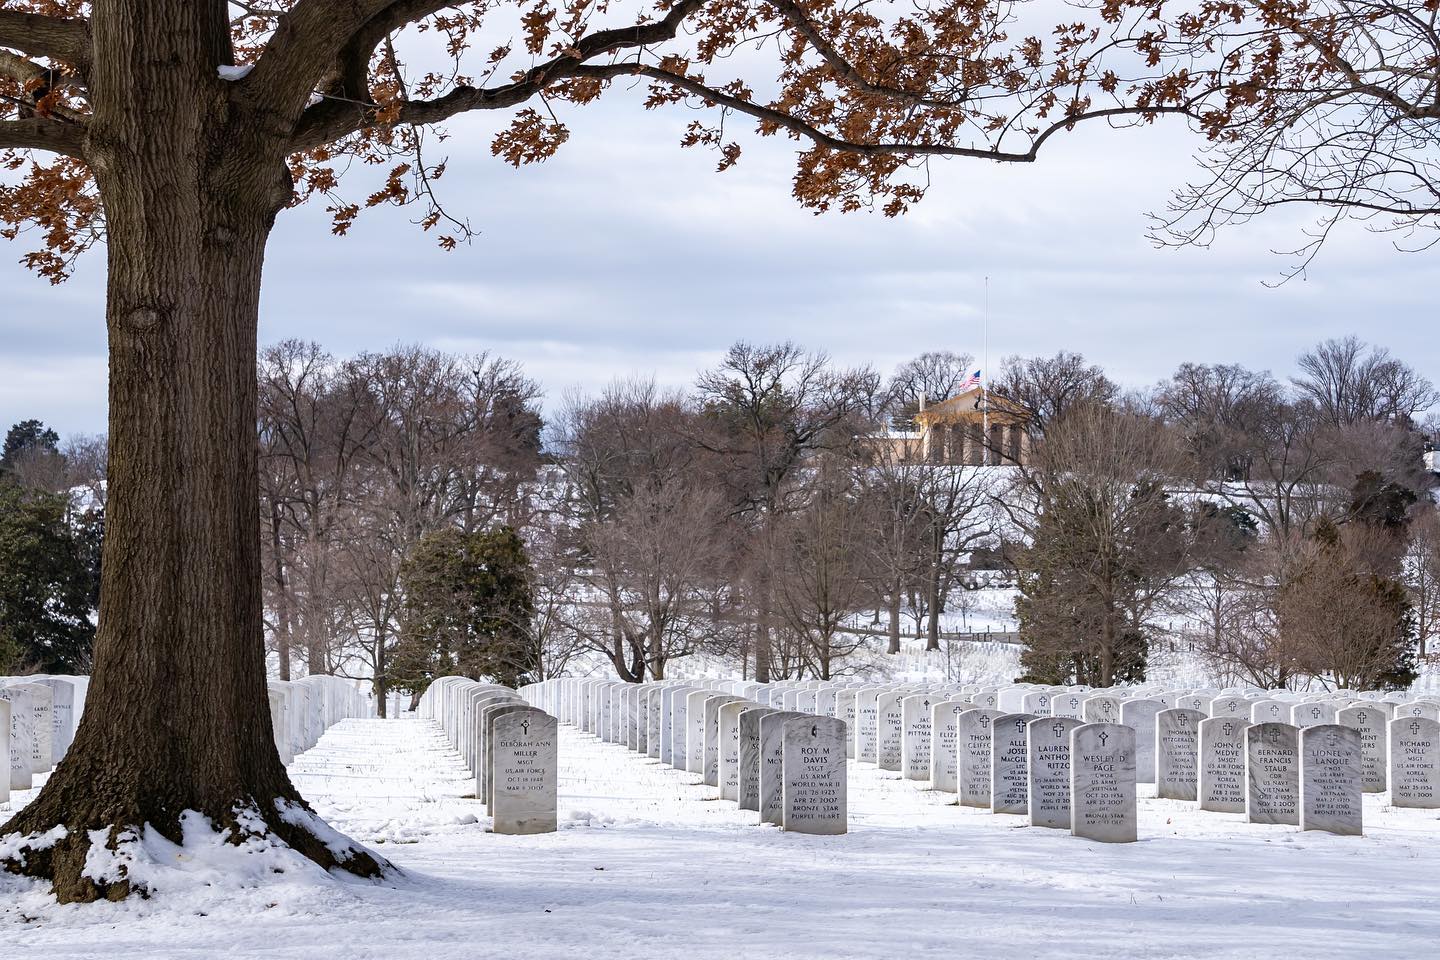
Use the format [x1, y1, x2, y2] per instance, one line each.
[959, 369, 982, 391]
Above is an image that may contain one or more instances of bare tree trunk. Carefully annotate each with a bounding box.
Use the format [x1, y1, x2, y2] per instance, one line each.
[373, 626, 388, 719]
[1, 2, 384, 899]
[1100, 601, 1117, 686]
[926, 563, 942, 651]
[753, 573, 773, 682]
[269, 505, 293, 681]
[887, 583, 901, 655]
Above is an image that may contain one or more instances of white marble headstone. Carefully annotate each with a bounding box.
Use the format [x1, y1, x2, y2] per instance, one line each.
[1198, 716, 1250, 813]
[1389, 716, 1440, 809]
[1299, 724, 1362, 836]
[1070, 723, 1137, 843]
[990, 713, 1037, 814]
[781, 716, 847, 835]
[490, 709, 558, 835]
[1027, 716, 1082, 829]
[1246, 722, 1300, 825]
[1156, 708, 1204, 801]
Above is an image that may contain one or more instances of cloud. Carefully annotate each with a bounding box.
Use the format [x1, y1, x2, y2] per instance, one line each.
[2, 83, 1436, 437]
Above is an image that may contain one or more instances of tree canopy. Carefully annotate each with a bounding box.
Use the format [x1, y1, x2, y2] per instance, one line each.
[5, 0, 1439, 278]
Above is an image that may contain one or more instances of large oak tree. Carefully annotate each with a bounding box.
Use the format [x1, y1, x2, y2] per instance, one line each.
[1, 0, 1432, 902]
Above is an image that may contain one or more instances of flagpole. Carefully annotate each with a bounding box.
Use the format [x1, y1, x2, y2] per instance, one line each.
[983, 276, 989, 467]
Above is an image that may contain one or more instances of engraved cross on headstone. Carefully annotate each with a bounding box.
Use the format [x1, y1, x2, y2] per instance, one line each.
[1098, 731, 1110, 748]
[1052, 722, 1065, 739]
[1223, 721, 1236, 737]
[1410, 721, 1423, 736]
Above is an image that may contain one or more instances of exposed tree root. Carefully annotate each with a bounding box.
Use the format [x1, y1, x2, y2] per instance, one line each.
[2, 796, 390, 904]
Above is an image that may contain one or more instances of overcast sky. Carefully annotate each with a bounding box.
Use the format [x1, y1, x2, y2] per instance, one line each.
[3, 84, 1437, 438]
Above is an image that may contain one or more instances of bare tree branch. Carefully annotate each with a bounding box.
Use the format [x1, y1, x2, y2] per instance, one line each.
[0, 9, 88, 65]
[0, 114, 85, 156]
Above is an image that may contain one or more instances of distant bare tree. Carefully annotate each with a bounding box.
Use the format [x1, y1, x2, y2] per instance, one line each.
[694, 342, 877, 681]
[60, 434, 107, 506]
[884, 351, 976, 429]
[553, 378, 728, 680]
[1160, 361, 1336, 541]
[1157, 362, 1286, 484]
[916, 466, 997, 650]
[1191, 540, 1302, 689]
[1293, 336, 1439, 428]
[1279, 522, 1417, 690]
[1006, 403, 1190, 686]
[774, 457, 874, 679]
[1402, 508, 1440, 660]
[853, 441, 928, 654]
[993, 352, 1118, 436]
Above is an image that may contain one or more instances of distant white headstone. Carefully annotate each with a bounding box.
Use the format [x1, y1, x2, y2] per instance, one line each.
[1291, 702, 1338, 729]
[929, 699, 974, 794]
[1082, 696, 1122, 724]
[738, 706, 781, 811]
[876, 691, 906, 772]
[1120, 698, 1163, 783]
[1051, 693, 1085, 719]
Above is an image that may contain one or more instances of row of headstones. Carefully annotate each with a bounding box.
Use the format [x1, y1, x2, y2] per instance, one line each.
[0, 675, 89, 802]
[2, 673, 367, 807]
[519, 677, 849, 835]
[522, 676, 1440, 841]
[265, 676, 373, 765]
[419, 676, 559, 835]
[839, 680, 1440, 840]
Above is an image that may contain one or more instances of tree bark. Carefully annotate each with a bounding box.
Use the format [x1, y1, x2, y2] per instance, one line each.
[268, 503, 293, 681]
[926, 563, 942, 651]
[1, 0, 384, 901]
[887, 585, 901, 655]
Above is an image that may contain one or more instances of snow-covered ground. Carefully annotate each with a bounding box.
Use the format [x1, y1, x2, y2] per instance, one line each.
[4, 717, 1439, 957]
